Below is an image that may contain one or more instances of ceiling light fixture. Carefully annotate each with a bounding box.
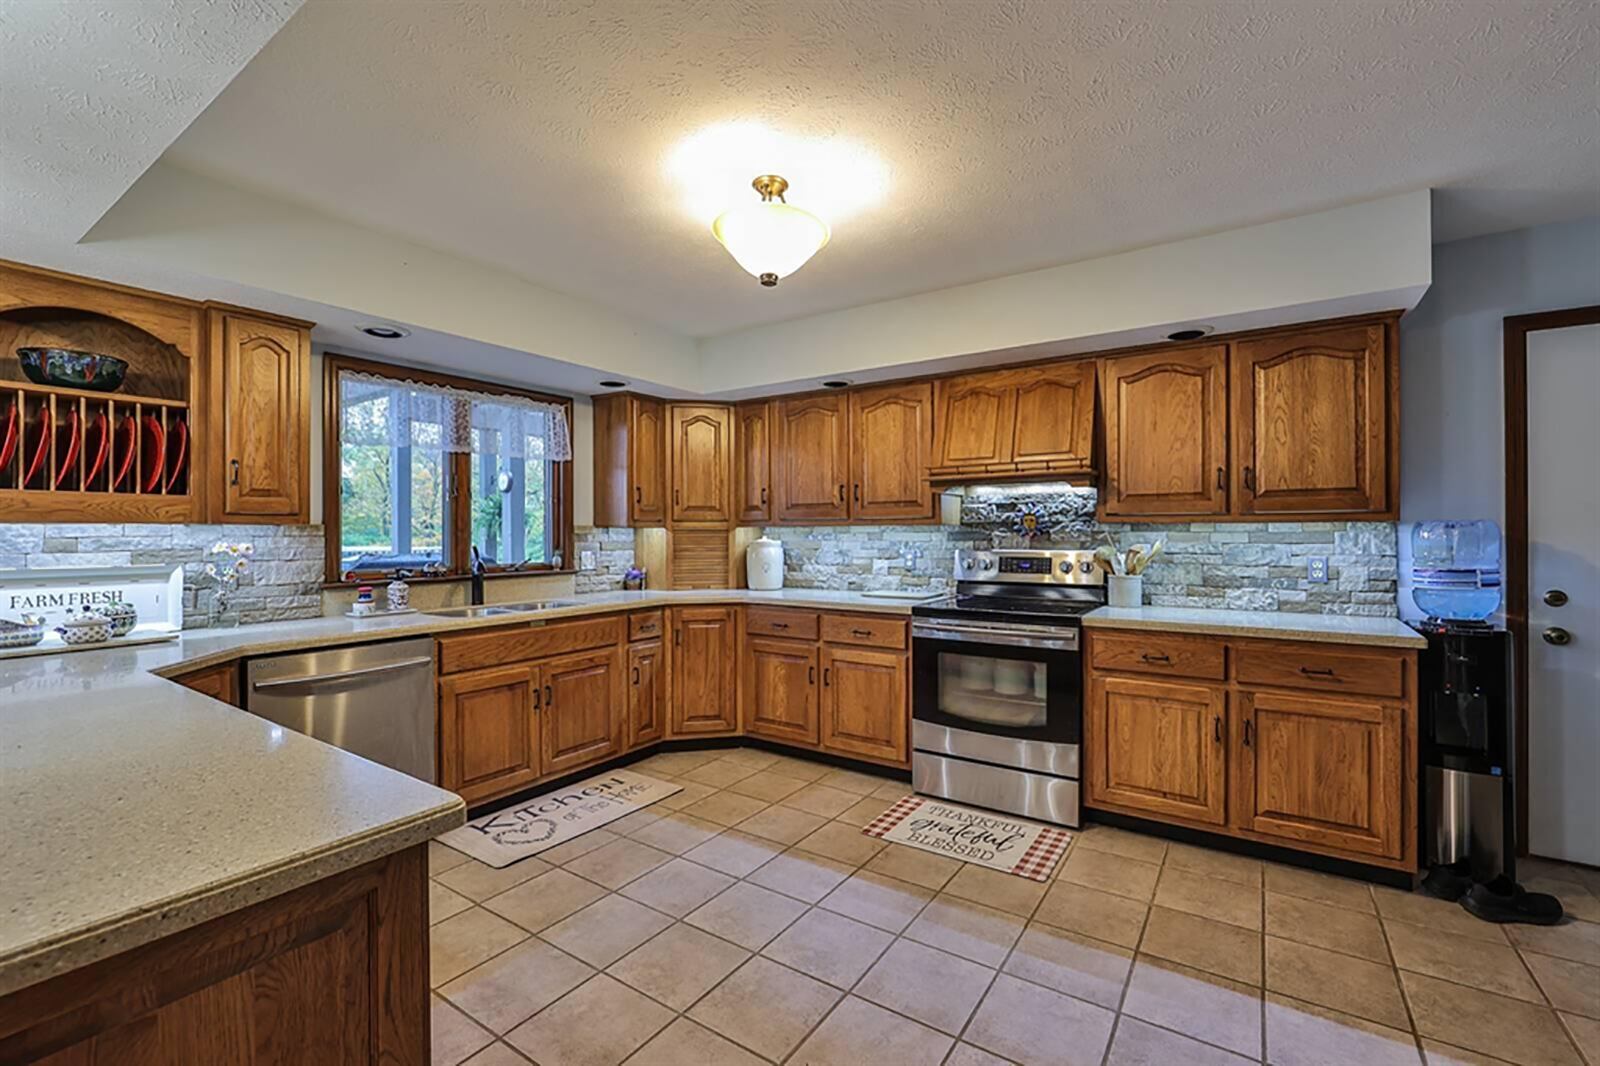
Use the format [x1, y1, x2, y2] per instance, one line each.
[712, 175, 830, 287]
[359, 324, 410, 340]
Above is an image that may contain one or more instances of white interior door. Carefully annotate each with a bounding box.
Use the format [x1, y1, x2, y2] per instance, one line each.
[1526, 322, 1600, 866]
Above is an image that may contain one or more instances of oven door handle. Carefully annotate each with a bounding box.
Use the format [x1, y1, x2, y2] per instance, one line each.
[912, 622, 1078, 651]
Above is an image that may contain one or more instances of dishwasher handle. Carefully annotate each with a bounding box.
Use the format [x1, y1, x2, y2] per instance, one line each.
[250, 656, 434, 691]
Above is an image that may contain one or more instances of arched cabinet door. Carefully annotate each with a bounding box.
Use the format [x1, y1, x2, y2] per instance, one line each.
[668, 404, 732, 523]
[850, 381, 934, 521]
[1101, 345, 1229, 517]
[211, 309, 308, 520]
[932, 372, 1015, 475]
[772, 393, 850, 523]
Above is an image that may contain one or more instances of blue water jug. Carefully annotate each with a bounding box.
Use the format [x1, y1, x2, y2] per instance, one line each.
[1411, 520, 1502, 620]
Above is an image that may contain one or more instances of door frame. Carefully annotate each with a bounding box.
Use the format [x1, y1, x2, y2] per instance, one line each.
[1502, 304, 1600, 855]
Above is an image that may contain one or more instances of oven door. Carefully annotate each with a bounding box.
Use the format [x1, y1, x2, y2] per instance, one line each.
[911, 619, 1080, 746]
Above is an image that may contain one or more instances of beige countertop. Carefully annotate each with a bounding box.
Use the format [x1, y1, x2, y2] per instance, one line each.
[1082, 605, 1426, 648]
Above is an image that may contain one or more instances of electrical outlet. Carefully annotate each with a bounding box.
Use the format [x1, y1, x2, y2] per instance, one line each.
[1307, 556, 1328, 584]
[579, 550, 596, 571]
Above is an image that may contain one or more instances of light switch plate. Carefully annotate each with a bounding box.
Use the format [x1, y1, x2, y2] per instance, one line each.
[579, 550, 596, 571]
[1307, 556, 1328, 584]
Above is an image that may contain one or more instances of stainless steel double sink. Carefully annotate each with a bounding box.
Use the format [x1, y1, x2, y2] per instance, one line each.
[421, 600, 576, 619]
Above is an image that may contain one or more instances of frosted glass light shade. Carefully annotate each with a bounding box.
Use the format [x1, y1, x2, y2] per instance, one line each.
[711, 201, 830, 285]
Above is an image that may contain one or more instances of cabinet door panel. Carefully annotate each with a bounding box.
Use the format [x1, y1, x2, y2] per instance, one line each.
[438, 665, 540, 803]
[542, 647, 622, 775]
[773, 395, 850, 522]
[850, 382, 934, 521]
[1234, 689, 1403, 859]
[932, 373, 1015, 470]
[1010, 362, 1096, 468]
[1085, 674, 1227, 825]
[631, 397, 668, 524]
[743, 637, 819, 745]
[670, 607, 737, 734]
[1102, 346, 1228, 516]
[821, 646, 907, 763]
[670, 405, 732, 523]
[218, 312, 306, 518]
[1233, 324, 1389, 514]
[628, 639, 666, 748]
[734, 400, 771, 524]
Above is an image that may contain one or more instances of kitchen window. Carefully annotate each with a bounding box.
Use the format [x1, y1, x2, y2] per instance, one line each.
[324, 354, 573, 582]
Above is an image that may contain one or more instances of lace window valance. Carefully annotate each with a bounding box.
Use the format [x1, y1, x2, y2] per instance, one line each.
[339, 369, 572, 461]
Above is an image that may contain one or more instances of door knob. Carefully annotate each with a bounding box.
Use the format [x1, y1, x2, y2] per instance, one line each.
[1544, 589, 1569, 608]
[1543, 626, 1573, 646]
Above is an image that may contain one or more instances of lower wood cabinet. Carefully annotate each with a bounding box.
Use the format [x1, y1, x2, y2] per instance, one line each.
[542, 647, 623, 776]
[627, 638, 667, 748]
[1085, 674, 1227, 826]
[438, 664, 541, 804]
[170, 660, 240, 706]
[742, 637, 820, 745]
[821, 645, 908, 764]
[670, 606, 738, 735]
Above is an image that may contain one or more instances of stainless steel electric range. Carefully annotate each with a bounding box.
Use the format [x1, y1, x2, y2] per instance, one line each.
[910, 547, 1105, 827]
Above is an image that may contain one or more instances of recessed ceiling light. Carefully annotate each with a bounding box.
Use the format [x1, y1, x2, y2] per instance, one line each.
[820, 378, 852, 389]
[359, 324, 411, 340]
[1166, 326, 1214, 342]
[598, 379, 629, 388]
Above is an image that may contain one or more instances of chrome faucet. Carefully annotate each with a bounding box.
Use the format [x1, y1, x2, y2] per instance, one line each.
[470, 546, 486, 605]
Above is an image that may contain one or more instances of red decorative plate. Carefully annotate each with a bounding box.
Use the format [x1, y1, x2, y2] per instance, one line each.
[83, 411, 110, 487]
[22, 406, 52, 487]
[140, 414, 165, 493]
[53, 407, 81, 489]
[0, 400, 17, 474]
[164, 417, 188, 493]
[112, 414, 137, 491]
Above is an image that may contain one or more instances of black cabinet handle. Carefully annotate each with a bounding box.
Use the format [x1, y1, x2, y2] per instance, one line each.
[632, 666, 640, 685]
[1299, 666, 1338, 679]
[809, 665, 816, 684]
[674, 488, 681, 505]
[1213, 716, 1222, 743]
[1141, 653, 1171, 664]
[1243, 720, 1254, 746]
[1217, 466, 1226, 491]
[823, 667, 831, 687]
[772, 621, 789, 629]
[544, 684, 553, 706]
[837, 483, 846, 502]
[230, 458, 240, 486]
[760, 487, 768, 504]
[1242, 466, 1256, 492]
[674, 628, 682, 647]
[635, 485, 642, 503]
[851, 628, 872, 637]
[853, 483, 860, 502]
[533, 685, 541, 710]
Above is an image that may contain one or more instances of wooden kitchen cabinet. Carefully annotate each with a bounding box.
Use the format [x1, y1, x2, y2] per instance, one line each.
[850, 381, 935, 521]
[171, 660, 240, 706]
[541, 647, 624, 775]
[742, 637, 820, 745]
[931, 361, 1095, 481]
[627, 639, 666, 748]
[1232, 322, 1391, 515]
[1085, 673, 1228, 826]
[772, 393, 851, 523]
[669, 606, 738, 735]
[438, 664, 541, 803]
[820, 644, 908, 764]
[593, 393, 667, 526]
[734, 400, 772, 523]
[669, 404, 733, 524]
[207, 308, 310, 522]
[1101, 345, 1229, 517]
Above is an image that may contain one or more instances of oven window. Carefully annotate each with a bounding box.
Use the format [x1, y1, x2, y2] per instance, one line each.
[937, 652, 1048, 728]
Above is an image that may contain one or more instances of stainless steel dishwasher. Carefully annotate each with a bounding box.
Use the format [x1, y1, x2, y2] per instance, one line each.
[245, 637, 436, 782]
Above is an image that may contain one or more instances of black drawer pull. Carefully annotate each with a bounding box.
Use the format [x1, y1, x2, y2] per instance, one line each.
[1299, 666, 1339, 679]
[1141, 653, 1171, 664]
[851, 628, 873, 637]
[771, 621, 789, 629]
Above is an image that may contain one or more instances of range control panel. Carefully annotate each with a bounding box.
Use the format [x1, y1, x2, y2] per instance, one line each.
[954, 549, 1104, 586]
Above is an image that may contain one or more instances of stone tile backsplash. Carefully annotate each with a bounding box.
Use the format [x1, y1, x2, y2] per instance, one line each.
[573, 526, 636, 594]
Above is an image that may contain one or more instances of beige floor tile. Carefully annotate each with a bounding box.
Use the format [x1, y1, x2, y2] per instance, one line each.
[680, 758, 759, 788]
[626, 812, 724, 855]
[539, 894, 672, 968]
[1122, 957, 1263, 1059]
[834, 795, 891, 827]
[1509, 920, 1600, 968]
[1140, 905, 1263, 985]
[733, 802, 827, 845]
[1527, 880, 1600, 924]
[871, 779, 913, 801]
[432, 907, 531, 987]
[1265, 992, 1422, 1066]
[1153, 866, 1262, 931]
[1034, 879, 1151, 949]
[1265, 863, 1376, 913]
[766, 754, 835, 781]
[855, 938, 996, 1035]
[1523, 951, 1600, 1018]
[684, 880, 808, 949]
[814, 767, 886, 795]
[783, 783, 863, 818]
[606, 922, 750, 1011]
[820, 869, 935, 933]
[1375, 887, 1510, 944]
[943, 863, 1049, 917]
[482, 868, 606, 933]
[680, 789, 770, 828]
[795, 820, 887, 866]
[681, 828, 783, 877]
[652, 780, 717, 811]
[562, 837, 673, 890]
[432, 880, 475, 925]
[1266, 891, 1390, 962]
[437, 857, 549, 902]
[623, 1017, 766, 1066]
[461, 1043, 533, 1066]
[945, 1042, 1012, 1066]
[966, 972, 1117, 1066]
[688, 956, 842, 1061]
[1058, 847, 1161, 902]
[1266, 935, 1409, 1030]
[907, 895, 1027, 967]
[1165, 842, 1263, 887]
[1105, 1015, 1255, 1065]
[745, 847, 856, 903]
[617, 856, 735, 917]
[1387, 918, 1544, 1002]
[762, 906, 894, 988]
[791, 995, 955, 1065]
[1402, 969, 1583, 1066]
[639, 750, 720, 776]
[1421, 1038, 1519, 1065]
[604, 807, 666, 837]
[433, 993, 495, 1066]
[538, 827, 620, 866]
[1003, 922, 1133, 1008]
[506, 974, 674, 1066]
[720, 747, 781, 769]
[440, 939, 593, 1033]
[725, 768, 809, 802]
[1560, 1012, 1599, 1064]
[1075, 824, 1169, 865]
[431, 840, 472, 876]
[864, 841, 964, 891]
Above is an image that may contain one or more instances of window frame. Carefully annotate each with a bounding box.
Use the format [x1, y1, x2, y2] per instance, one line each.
[321, 352, 574, 584]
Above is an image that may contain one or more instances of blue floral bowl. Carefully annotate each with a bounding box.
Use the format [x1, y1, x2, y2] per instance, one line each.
[16, 348, 129, 392]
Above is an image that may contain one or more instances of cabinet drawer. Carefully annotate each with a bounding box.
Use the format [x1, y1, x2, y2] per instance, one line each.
[1234, 642, 1405, 698]
[1090, 631, 1225, 681]
[746, 607, 820, 640]
[820, 613, 907, 650]
[439, 616, 624, 675]
[628, 610, 666, 641]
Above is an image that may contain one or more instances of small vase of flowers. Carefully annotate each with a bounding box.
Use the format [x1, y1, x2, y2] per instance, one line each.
[203, 541, 254, 622]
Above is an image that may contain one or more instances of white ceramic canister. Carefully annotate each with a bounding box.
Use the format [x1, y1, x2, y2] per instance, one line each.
[1107, 574, 1144, 608]
[747, 536, 785, 591]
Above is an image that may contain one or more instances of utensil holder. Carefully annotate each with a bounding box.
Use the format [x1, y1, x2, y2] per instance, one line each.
[1107, 574, 1144, 608]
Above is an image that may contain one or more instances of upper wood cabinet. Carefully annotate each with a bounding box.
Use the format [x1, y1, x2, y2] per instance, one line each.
[931, 361, 1095, 481]
[734, 400, 772, 524]
[208, 309, 310, 522]
[1232, 322, 1391, 516]
[1101, 346, 1229, 517]
[772, 393, 850, 523]
[669, 404, 733, 524]
[593, 393, 667, 526]
[850, 382, 934, 521]
[541, 647, 623, 775]
[438, 664, 541, 804]
[669, 606, 738, 735]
